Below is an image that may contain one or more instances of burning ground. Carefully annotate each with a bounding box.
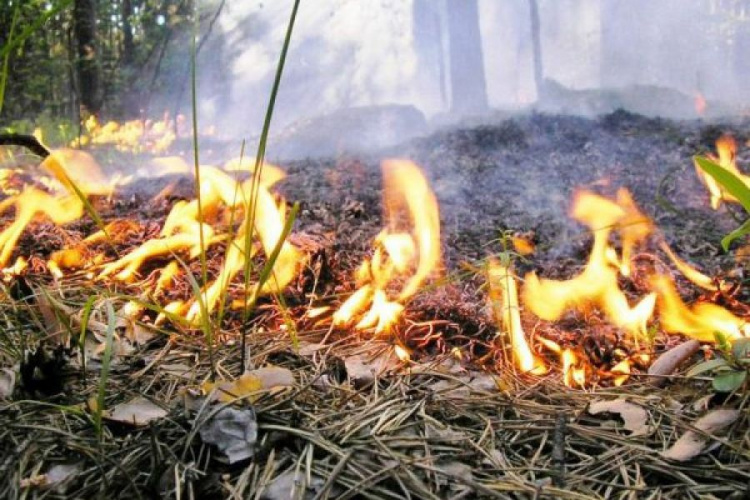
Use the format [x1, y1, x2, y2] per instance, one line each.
[1, 110, 750, 498]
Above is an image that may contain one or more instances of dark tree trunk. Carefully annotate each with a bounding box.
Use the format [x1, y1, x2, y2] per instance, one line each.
[73, 0, 102, 115]
[121, 0, 134, 65]
[445, 0, 488, 113]
[528, 0, 544, 101]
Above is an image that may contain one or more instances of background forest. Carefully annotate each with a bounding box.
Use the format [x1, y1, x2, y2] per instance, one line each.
[3, 0, 750, 146]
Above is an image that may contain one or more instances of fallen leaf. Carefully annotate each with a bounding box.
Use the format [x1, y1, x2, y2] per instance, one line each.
[202, 366, 295, 403]
[199, 405, 257, 464]
[661, 409, 740, 461]
[261, 470, 327, 500]
[0, 367, 16, 398]
[588, 398, 651, 436]
[107, 397, 168, 426]
[648, 340, 701, 387]
[250, 366, 295, 389]
[345, 351, 400, 386]
[20, 463, 80, 491]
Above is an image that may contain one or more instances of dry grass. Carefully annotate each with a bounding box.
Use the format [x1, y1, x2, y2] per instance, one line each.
[0, 278, 748, 500]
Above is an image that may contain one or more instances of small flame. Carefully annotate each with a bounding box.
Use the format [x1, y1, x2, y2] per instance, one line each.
[650, 274, 748, 342]
[487, 260, 547, 375]
[333, 160, 440, 334]
[695, 135, 750, 210]
[660, 241, 728, 292]
[695, 92, 707, 116]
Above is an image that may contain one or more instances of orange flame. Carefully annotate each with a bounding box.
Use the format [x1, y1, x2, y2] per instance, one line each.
[333, 160, 440, 334]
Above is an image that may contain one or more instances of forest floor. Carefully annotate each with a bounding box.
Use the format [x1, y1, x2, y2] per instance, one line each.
[1, 110, 749, 499]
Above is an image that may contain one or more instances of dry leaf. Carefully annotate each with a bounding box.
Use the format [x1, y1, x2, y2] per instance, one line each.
[107, 397, 168, 426]
[0, 367, 16, 398]
[20, 463, 80, 491]
[203, 366, 295, 403]
[199, 405, 257, 464]
[344, 351, 400, 386]
[261, 470, 327, 500]
[648, 340, 701, 387]
[661, 409, 740, 461]
[588, 398, 651, 436]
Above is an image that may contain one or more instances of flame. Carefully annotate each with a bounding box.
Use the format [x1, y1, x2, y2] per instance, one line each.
[522, 190, 655, 339]
[660, 241, 728, 292]
[649, 274, 748, 342]
[694, 135, 750, 210]
[72, 115, 177, 153]
[487, 260, 547, 375]
[695, 92, 707, 116]
[333, 160, 440, 334]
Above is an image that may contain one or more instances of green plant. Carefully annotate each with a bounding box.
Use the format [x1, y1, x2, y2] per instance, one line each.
[93, 301, 116, 442]
[694, 155, 750, 250]
[687, 333, 750, 392]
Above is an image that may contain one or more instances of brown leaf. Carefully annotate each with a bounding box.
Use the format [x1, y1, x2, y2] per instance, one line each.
[661, 409, 740, 461]
[648, 340, 701, 387]
[588, 398, 651, 436]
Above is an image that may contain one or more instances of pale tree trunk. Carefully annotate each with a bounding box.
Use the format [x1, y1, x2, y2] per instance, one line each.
[445, 0, 488, 113]
[528, 0, 544, 101]
[73, 0, 102, 114]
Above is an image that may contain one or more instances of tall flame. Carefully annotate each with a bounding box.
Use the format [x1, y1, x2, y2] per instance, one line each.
[487, 260, 547, 375]
[333, 160, 440, 334]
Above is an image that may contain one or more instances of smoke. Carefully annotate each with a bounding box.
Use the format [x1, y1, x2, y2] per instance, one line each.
[187, 0, 749, 150]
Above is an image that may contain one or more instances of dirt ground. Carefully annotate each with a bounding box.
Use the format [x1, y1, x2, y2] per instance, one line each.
[1, 110, 750, 499]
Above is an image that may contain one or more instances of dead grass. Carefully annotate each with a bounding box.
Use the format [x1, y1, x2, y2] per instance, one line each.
[0, 279, 749, 500]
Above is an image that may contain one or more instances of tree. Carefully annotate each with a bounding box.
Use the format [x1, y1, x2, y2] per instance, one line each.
[73, 0, 102, 115]
[445, 0, 488, 113]
[528, 0, 544, 101]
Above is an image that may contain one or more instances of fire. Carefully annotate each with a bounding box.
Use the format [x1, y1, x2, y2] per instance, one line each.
[487, 260, 547, 375]
[694, 134, 750, 210]
[72, 114, 179, 154]
[95, 161, 301, 323]
[694, 92, 707, 116]
[0, 149, 114, 268]
[332, 160, 440, 334]
[649, 274, 748, 342]
[522, 189, 656, 339]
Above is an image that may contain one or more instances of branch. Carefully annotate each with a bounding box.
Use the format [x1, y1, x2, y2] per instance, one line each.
[0, 134, 51, 158]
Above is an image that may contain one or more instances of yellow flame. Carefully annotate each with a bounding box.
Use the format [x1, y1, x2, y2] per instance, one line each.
[650, 274, 748, 342]
[522, 190, 655, 339]
[487, 260, 547, 375]
[332, 160, 440, 334]
[694, 135, 750, 210]
[660, 241, 728, 292]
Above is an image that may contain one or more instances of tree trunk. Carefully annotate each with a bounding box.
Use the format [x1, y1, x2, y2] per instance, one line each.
[73, 0, 102, 115]
[412, 0, 447, 111]
[528, 0, 544, 101]
[445, 0, 488, 113]
[121, 0, 134, 65]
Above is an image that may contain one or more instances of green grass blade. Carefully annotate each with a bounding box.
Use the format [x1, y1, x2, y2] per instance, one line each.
[0, 3, 21, 116]
[721, 218, 750, 251]
[240, 0, 300, 372]
[695, 155, 750, 213]
[79, 295, 98, 385]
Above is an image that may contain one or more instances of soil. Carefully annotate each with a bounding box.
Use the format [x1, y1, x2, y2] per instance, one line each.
[2, 109, 750, 498]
